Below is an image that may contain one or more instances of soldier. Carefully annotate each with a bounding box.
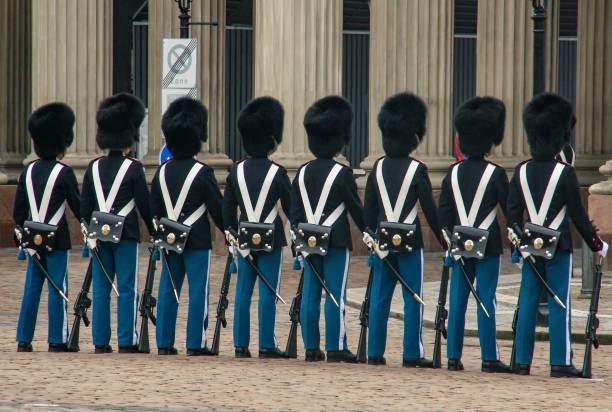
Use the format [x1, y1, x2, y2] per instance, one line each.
[363, 92, 441, 366]
[14, 103, 80, 352]
[438, 96, 511, 373]
[508, 93, 608, 377]
[81, 93, 154, 354]
[223, 97, 291, 359]
[151, 97, 224, 356]
[290, 95, 365, 363]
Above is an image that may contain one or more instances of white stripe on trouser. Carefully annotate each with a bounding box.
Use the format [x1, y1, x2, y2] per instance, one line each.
[565, 254, 573, 365]
[494, 257, 500, 360]
[132, 243, 140, 345]
[338, 250, 349, 350]
[273, 250, 283, 348]
[418, 249, 424, 358]
[62, 253, 69, 343]
[202, 250, 211, 348]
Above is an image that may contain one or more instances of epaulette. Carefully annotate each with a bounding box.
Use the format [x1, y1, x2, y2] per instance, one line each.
[515, 158, 531, 169]
[195, 159, 210, 168]
[234, 156, 247, 164]
[486, 159, 503, 169]
[555, 158, 571, 167]
[271, 160, 287, 170]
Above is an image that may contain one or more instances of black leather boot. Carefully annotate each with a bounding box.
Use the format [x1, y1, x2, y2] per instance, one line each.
[448, 359, 464, 371]
[327, 349, 357, 363]
[17, 342, 33, 352]
[305, 348, 326, 362]
[259, 347, 289, 359]
[94, 344, 113, 354]
[551, 365, 583, 378]
[235, 347, 252, 358]
[403, 358, 434, 368]
[158, 347, 178, 355]
[118, 345, 140, 354]
[48, 343, 70, 352]
[482, 360, 512, 373]
[367, 356, 386, 365]
[187, 347, 215, 356]
[514, 364, 531, 375]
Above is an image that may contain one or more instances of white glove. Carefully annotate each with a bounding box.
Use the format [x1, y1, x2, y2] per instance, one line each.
[224, 230, 235, 245]
[599, 241, 609, 258]
[86, 237, 97, 251]
[362, 231, 375, 247]
[228, 245, 236, 256]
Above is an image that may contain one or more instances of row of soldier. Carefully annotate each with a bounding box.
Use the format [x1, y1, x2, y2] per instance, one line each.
[14, 90, 607, 378]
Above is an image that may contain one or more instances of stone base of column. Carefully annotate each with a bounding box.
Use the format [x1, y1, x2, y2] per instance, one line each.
[0, 154, 27, 184]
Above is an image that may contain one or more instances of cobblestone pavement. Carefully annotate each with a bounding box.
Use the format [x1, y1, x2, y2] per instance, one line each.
[0, 248, 611, 411]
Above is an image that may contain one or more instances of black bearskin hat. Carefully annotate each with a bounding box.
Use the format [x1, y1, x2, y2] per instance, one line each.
[523, 93, 573, 160]
[96, 93, 145, 150]
[238, 96, 284, 157]
[162, 97, 208, 159]
[377, 92, 427, 157]
[27, 102, 75, 159]
[455, 96, 506, 157]
[303, 95, 353, 159]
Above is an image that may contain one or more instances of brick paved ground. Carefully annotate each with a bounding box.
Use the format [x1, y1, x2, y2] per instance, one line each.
[0, 248, 611, 411]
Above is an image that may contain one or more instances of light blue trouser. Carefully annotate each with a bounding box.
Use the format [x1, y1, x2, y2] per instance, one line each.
[516, 252, 573, 366]
[233, 249, 282, 349]
[92, 240, 139, 347]
[300, 247, 350, 352]
[156, 249, 211, 350]
[17, 250, 69, 344]
[368, 250, 424, 359]
[447, 255, 501, 361]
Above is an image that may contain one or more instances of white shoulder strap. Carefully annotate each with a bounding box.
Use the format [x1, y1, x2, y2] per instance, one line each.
[298, 163, 345, 225]
[451, 163, 496, 228]
[26, 161, 65, 224]
[376, 158, 420, 223]
[237, 161, 279, 223]
[160, 162, 206, 224]
[520, 162, 566, 228]
[92, 158, 133, 214]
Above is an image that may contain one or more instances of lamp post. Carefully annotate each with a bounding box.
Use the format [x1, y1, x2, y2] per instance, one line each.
[175, 0, 192, 39]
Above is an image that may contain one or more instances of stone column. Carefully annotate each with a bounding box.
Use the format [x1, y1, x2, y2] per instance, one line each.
[576, 0, 612, 187]
[253, 0, 343, 171]
[545, 0, 560, 93]
[476, 0, 533, 167]
[0, 0, 31, 184]
[29, 0, 113, 179]
[362, 0, 455, 187]
[145, 0, 231, 182]
[585, 1, 612, 266]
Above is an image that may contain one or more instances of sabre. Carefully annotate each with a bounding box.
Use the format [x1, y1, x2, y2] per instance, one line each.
[362, 230, 425, 305]
[81, 223, 119, 297]
[442, 228, 490, 318]
[15, 228, 69, 304]
[508, 224, 566, 310]
[226, 229, 287, 305]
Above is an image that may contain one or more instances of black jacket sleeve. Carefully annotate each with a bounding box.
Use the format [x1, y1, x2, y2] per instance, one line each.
[290, 170, 305, 230]
[202, 167, 224, 233]
[493, 167, 510, 221]
[437, 170, 456, 232]
[222, 171, 239, 231]
[563, 168, 601, 251]
[80, 164, 95, 224]
[278, 168, 292, 219]
[363, 171, 378, 232]
[506, 167, 525, 231]
[342, 167, 365, 232]
[417, 165, 442, 245]
[132, 163, 154, 235]
[13, 169, 29, 227]
[61, 167, 81, 221]
[150, 168, 165, 221]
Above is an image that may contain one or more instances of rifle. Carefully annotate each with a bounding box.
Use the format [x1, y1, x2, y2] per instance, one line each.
[210, 254, 234, 355]
[138, 247, 158, 353]
[283, 268, 305, 358]
[509, 296, 520, 371]
[66, 260, 93, 352]
[431, 262, 450, 368]
[356, 267, 374, 363]
[81, 223, 119, 297]
[582, 255, 604, 379]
